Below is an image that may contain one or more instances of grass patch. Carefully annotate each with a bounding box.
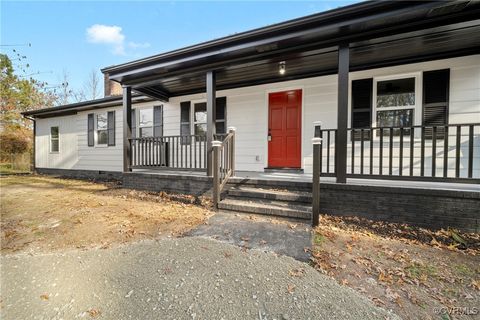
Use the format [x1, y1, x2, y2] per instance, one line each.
[405, 262, 437, 280]
[454, 264, 475, 277]
[0, 163, 30, 175]
[313, 233, 325, 246]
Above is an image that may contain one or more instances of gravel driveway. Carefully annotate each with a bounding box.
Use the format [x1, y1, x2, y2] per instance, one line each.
[1, 237, 399, 320]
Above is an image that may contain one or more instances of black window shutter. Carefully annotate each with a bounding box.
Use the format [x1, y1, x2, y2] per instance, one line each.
[107, 111, 115, 146]
[215, 97, 227, 134]
[87, 113, 94, 147]
[131, 109, 136, 139]
[153, 105, 163, 137]
[351, 78, 373, 128]
[180, 101, 191, 145]
[423, 69, 449, 138]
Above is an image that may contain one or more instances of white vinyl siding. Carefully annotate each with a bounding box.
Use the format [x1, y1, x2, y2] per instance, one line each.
[34, 55, 479, 177]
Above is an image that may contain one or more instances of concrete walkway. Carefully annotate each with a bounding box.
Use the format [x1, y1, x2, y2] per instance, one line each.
[1, 237, 399, 320]
[188, 212, 312, 261]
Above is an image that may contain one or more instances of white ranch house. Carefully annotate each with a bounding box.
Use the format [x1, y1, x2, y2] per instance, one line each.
[23, 2, 480, 232]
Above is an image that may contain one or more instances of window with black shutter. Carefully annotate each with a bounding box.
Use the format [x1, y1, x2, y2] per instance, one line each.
[423, 69, 449, 139]
[153, 105, 163, 137]
[180, 101, 191, 145]
[131, 109, 136, 139]
[216, 97, 227, 134]
[87, 113, 94, 146]
[107, 111, 115, 146]
[351, 78, 372, 140]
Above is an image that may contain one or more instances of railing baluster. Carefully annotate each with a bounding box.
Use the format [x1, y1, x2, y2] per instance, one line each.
[149, 138, 152, 166]
[351, 129, 355, 174]
[379, 128, 383, 175]
[189, 134, 193, 169]
[204, 136, 207, 169]
[194, 135, 197, 169]
[399, 127, 404, 176]
[468, 124, 474, 178]
[432, 126, 437, 177]
[319, 131, 323, 173]
[180, 136, 184, 168]
[176, 136, 179, 168]
[421, 126, 425, 176]
[132, 140, 136, 167]
[369, 128, 374, 175]
[443, 126, 449, 178]
[141, 138, 145, 166]
[389, 128, 393, 176]
[326, 131, 330, 173]
[360, 129, 364, 175]
[455, 126, 461, 178]
[409, 127, 414, 177]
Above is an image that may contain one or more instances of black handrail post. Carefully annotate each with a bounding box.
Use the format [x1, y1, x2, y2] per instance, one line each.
[312, 121, 322, 227]
[122, 86, 132, 172]
[206, 70, 217, 177]
[336, 43, 349, 183]
[312, 137, 322, 227]
[228, 126, 236, 176]
[212, 140, 222, 210]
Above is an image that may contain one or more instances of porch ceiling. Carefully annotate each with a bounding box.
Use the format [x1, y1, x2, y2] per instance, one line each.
[104, 1, 480, 100]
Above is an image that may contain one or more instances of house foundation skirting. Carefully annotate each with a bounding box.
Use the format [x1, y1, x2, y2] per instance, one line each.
[122, 172, 212, 196]
[33, 168, 478, 232]
[318, 183, 479, 233]
[35, 168, 123, 181]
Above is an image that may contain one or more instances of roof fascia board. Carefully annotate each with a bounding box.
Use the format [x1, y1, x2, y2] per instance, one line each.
[108, 2, 460, 81]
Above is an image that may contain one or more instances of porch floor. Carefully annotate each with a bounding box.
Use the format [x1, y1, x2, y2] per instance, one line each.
[132, 169, 480, 192]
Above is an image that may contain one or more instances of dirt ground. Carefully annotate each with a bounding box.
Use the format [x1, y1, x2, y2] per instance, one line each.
[2, 175, 479, 319]
[0, 175, 213, 254]
[312, 215, 480, 320]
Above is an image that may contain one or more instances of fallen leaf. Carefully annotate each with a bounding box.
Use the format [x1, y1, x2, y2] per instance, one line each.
[287, 284, 295, 293]
[87, 308, 101, 318]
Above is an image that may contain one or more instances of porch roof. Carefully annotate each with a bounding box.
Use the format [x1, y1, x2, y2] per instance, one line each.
[102, 1, 480, 100]
[22, 95, 152, 119]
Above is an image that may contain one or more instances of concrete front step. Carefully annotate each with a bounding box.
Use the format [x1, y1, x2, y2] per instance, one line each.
[227, 177, 311, 192]
[218, 198, 312, 220]
[227, 186, 312, 203]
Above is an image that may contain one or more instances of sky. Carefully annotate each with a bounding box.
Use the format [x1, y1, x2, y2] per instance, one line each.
[1, 0, 359, 96]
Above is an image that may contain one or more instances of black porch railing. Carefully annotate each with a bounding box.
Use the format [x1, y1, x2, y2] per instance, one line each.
[129, 135, 207, 170]
[315, 123, 480, 182]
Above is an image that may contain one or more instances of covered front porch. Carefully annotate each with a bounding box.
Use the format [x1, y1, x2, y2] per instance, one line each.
[103, 1, 479, 227]
[104, 1, 479, 182]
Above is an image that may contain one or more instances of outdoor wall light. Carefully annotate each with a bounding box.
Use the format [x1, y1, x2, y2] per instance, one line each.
[279, 61, 286, 75]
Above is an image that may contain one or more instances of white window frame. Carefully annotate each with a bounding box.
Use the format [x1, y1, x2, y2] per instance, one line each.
[189, 98, 227, 136]
[192, 100, 207, 136]
[50, 126, 59, 153]
[372, 72, 422, 129]
[95, 112, 108, 147]
[138, 107, 154, 137]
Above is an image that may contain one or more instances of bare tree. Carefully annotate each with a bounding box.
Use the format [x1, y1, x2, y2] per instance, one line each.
[56, 70, 73, 105]
[83, 69, 101, 100]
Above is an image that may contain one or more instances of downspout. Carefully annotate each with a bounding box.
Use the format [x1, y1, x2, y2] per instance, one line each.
[23, 115, 36, 173]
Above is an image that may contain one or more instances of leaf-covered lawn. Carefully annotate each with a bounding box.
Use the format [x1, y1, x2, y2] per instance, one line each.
[311, 215, 480, 320]
[0, 175, 213, 254]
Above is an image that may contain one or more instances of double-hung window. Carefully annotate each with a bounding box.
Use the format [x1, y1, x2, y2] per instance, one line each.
[193, 102, 207, 139]
[374, 76, 416, 135]
[96, 113, 108, 145]
[180, 98, 227, 144]
[50, 126, 59, 152]
[139, 108, 154, 137]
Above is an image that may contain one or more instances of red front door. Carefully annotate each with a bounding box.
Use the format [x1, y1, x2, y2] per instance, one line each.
[268, 90, 302, 168]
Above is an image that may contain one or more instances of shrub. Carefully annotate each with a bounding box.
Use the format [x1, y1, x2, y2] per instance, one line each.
[0, 132, 29, 156]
